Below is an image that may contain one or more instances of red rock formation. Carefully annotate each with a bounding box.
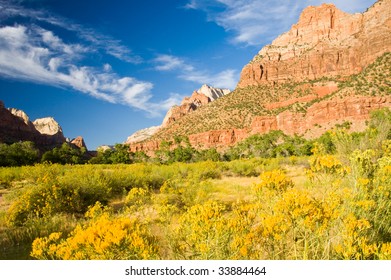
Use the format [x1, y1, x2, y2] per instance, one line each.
[188, 129, 248, 149]
[162, 86, 230, 127]
[238, 0, 391, 87]
[129, 96, 391, 152]
[128, 0, 391, 154]
[71, 136, 87, 150]
[0, 100, 67, 148]
[265, 82, 338, 110]
[129, 140, 161, 153]
[257, 96, 391, 137]
[0, 101, 41, 144]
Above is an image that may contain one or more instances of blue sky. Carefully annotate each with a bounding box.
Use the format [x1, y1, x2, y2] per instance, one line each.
[0, 0, 377, 149]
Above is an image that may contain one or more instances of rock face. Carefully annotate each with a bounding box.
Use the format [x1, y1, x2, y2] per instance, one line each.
[129, 95, 391, 152]
[162, 84, 230, 127]
[253, 96, 391, 138]
[129, 0, 391, 154]
[125, 126, 161, 144]
[8, 108, 30, 125]
[0, 101, 67, 148]
[71, 136, 87, 150]
[33, 117, 66, 144]
[197, 84, 231, 101]
[238, 0, 391, 87]
[127, 84, 230, 146]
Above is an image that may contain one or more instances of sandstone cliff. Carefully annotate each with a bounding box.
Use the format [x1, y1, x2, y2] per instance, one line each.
[126, 85, 231, 145]
[129, 0, 391, 153]
[33, 117, 66, 144]
[125, 126, 161, 144]
[238, 0, 391, 87]
[162, 84, 230, 127]
[71, 136, 87, 150]
[1, 100, 70, 148]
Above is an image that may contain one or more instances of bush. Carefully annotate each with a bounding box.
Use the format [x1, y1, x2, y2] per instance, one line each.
[42, 143, 87, 164]
[6, 167, 113, 226]
[254, 169, 294, 194]
[0, 142, 39, 167]
[31, 202, 159, 260]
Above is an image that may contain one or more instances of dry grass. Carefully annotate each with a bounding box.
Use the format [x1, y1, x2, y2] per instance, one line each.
[208, 176, 258, 203]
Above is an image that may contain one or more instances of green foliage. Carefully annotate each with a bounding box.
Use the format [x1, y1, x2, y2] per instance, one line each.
[42, 143, 87, 164]
[6, 167, 113, 226]
[225, 131, 313, 160]
[3, 107, 391, 259]
[331, 108, 391, 162]
[222, 158, 266, 177]
[314, 131, 335, 154]
[349, 149, 377, 180]
[0, 141, 39, 167]
[89, 144, 131, 164]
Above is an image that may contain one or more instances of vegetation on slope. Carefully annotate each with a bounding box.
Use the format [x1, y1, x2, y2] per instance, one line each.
[149, 52, 390, 142]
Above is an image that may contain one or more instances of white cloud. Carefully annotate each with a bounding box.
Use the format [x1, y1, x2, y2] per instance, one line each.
[0, 0, 142, 64]
[186, 0, 377, 46]
[103, 63, 112, 72]
[180, 69, 237, 89]
[154, 54, 192, 71]
[0, 25, 175, 116]
[183, 0, 199, 10]
[154, 54, 238, 89]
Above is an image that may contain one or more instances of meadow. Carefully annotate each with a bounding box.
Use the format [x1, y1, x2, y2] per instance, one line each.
[1, 110, 391, 260]
[0, 154, 390, 260]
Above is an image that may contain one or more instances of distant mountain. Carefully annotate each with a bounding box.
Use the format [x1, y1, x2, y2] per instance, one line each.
[125, 84, 230, 145]
[128, 0, 391, 154]
[125, 126, 161, 144]
[0, 100, 86, 150]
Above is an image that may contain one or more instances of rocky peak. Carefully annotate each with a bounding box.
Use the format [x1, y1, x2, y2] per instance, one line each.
[162, 84, 230, 128]
[70, 136, 87, 150]
[33, 117, 66, 145]
[196, 84, 231, 101]
[0, 101, 68, 147]
[33, 117, 63, 136]
[128, 0, 391, 154]
[238, 0, 391, 87]
[8, 108, 30, 125]
[125, 126, 161, 144]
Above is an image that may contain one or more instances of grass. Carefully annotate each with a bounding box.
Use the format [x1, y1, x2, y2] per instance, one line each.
[208, 176, 258, 203]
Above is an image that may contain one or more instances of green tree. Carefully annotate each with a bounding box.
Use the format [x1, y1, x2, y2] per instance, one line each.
[0, 141, 40, 166]
[42, 143, 87, 164]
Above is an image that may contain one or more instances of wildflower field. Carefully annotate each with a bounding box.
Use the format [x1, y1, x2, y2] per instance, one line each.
[1, 111, 391, 260]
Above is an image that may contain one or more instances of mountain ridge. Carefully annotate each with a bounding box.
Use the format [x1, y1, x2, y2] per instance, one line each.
[129, 0, 391, 154]
[0, 100, 87, 150]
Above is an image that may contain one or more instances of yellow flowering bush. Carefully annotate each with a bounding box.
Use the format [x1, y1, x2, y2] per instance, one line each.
[254, 169, 294, 194]
[31, 202, 159, 260]
[349, 149, 377, 180]
[333, 214, 374, 259]
[308, 154, 348, 176]
[172, 201, 230, 259]
[6, 183, 76, 226]
[125, 187, 151, 207]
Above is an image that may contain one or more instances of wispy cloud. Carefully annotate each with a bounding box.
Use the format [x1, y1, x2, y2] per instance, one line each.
[154, 54, 238, 89]
[0, 24, 178, 116]
[154, 54, 194, 72]
[0, 0, 142, 64]
[179, 69, 237, 89]
[186, 0, 377, 46]
[0, 1, 182, 116]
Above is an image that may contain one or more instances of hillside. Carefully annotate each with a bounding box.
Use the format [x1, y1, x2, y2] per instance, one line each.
[129, 0, 391, 153]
